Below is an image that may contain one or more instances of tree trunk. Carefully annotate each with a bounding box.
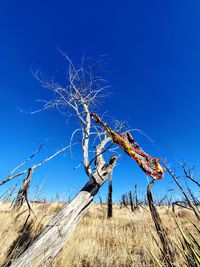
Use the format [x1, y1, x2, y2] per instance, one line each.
[12, 168, 33, 210]
[107, 172, 113, 218]
[147, 181, 175, 267]
[129, 191, 134, 212]
[134, 184, 139, 209]
[11, 180, 101, 267]
[11, 136, 116, 267]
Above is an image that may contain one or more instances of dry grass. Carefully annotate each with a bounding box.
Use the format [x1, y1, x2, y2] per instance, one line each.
[0, 202, 62, 266]
[0, 202, 199, 267]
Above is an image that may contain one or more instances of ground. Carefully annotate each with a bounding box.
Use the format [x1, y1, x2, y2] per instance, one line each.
[0, 202, 199, 267]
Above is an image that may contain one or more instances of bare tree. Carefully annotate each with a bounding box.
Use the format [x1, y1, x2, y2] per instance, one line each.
[1, 183, 18, 202]
[12, 168, 33, 211]
[11, 56, 117, 266]
[129, 190, 134, 211]
[120, 193, 129, 208]
[164, 162, 200, 220]
[1, 145, 70, 212]
[180, 161, 200, 187]
[134, 184, 139, 209]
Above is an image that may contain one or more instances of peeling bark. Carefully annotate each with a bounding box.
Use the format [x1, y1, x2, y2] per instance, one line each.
[11, 157, 116, 267]
[11, 182, 96, 267]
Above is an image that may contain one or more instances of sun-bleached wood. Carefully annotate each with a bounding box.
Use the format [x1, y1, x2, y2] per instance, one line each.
[11, 56, 117, 267]
[12, 152, 116, 267]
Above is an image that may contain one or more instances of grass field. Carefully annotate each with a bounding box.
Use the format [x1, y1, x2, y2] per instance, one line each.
[0, 202, 199, 267]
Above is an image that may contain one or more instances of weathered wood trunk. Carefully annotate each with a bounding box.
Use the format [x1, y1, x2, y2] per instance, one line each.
[134, 184, 139, 209]
[11, 180, 101, 267]
[147, 181, 175, 267]
[11, 134, 116, 267]
[12, 168, 33, 210]
[107, 173, 113, 218]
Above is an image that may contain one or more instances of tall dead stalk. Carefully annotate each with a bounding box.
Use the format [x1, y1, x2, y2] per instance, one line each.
[107, 171, 113, 218]
[147, 180, 175, 267]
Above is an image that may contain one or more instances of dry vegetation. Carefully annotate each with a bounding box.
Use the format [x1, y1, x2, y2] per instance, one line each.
[0, 202, 199, 267]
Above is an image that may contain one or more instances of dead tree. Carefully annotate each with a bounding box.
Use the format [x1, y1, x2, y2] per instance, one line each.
[164, 162, 200, 220]
[180, 162, 200, 206]
[129, 191, 134, 211]
[107, 171, 113, 218]
[158, 193, 168, 207]
[120, 193, 129, 208]
[1, 183, 18, 202]
[172, 201, 192, 213]
[147, 181, 175, 267]
[134, 184, 139, 209]
[12, 168, 33, 210]
[99, 196, 103, 206]
[0, 145, 43, 187]
[11, 56, 117, 267]
[1, 145, 69, 211]
[180, 162, 200, 187]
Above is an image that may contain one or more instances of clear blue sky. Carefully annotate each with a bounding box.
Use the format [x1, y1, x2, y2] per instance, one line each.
[0, 1, 200, 202]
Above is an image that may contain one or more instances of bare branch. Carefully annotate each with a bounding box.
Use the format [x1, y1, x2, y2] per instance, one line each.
[180, 161, 200, 187]
[9, 144, 44, 175]
[163, 162, 200, 220]
[0, 143, 76, 187]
